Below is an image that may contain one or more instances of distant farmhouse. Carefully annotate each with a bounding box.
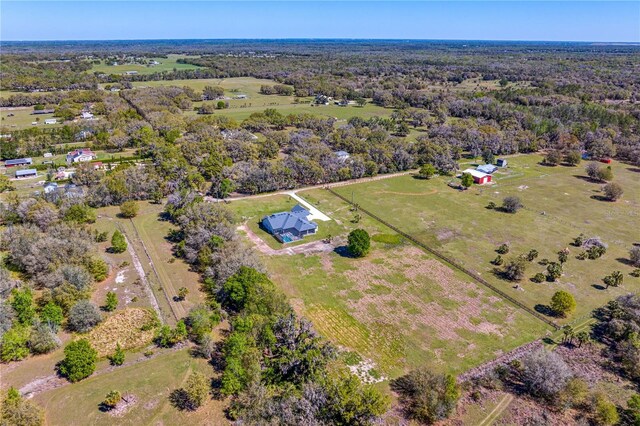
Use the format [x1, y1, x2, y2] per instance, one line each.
[44, 118, 57, 125]
[66, 149, 97, 164]
[477, 164, 498, 174]
[261, 205, 318, 243]
[462, 168, 492, 184]
[5, 158, 33, 167]
[15, 169, 37, 179]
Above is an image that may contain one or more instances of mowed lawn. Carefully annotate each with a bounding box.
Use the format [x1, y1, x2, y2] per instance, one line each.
[33, 348, 227, 426]
[228, 189, 550, 378]
[332, 155, 640, 323]
[0, 107, 59, 130]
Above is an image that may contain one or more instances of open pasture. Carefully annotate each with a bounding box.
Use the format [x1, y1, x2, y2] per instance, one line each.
[0, 107, 59, 130]
[331, 155, 640, 322]
[33, 348, 226, 426]
[228, 188, 549, 378]
[89, 54, 203, 75]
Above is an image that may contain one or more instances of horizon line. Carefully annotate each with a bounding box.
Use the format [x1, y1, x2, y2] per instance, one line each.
[3, 37, 640, 45]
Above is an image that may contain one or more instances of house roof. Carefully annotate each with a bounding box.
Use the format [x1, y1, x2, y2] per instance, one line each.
[16, 169, 37, 176]
[263, 208, 317, 233]
[335, 150, 349, 157]
[5, 158, 32, 165]
[477, 164, 498, 174]
[462, 168, 489, 179]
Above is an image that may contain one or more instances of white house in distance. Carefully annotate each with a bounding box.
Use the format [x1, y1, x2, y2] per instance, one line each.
[66, 148, 97, 164]
[44, 118, 57, 125]
[81, 112, 94, 120]
[335, 150, 351, 162]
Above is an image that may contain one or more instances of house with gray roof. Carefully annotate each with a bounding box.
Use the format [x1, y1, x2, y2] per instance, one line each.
[15, 169, 37, 179]
[477, 164, 498, 174]
[261, 205, 318, 243]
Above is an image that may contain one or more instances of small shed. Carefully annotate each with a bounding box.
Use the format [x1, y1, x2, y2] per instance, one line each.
[44, 119, 57, 125]
[15, 169, 37, 179]
[599, 158, 612, 164]
[477, 164, 498, 174]
[496, 158, 508, 168]
[462, 168, 492, 185]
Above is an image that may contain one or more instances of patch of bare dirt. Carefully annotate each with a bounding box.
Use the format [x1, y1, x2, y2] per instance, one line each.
[342, 246, 509, 344]
[109, 393, 138, 417]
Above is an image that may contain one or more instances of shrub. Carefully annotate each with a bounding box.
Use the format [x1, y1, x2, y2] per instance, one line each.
[545, 150, 562, 166]
[496, 244, 510, 254]
[492, 255, 503, 266]
[119, 201, 139, 218]
[391, 368, 460, 424]
[347, 229, 371, 258]
[501, 196, 523, 213]
[63, 204, 96, 224]
[630, 246, 640, 267]
[532, 273, 546, 283]
[597, 166, 613, 182]
[557, 249, 569, 264]
[86, 257, 108, 282]
[1, 387, 44, 426]
[592, 393, 619, 426]
[486, 201, 496, 209]
[503, 258, 526, 281]
[603, 271, 623, 288]
[565, 150, 582, 166]
[177, 287, 189, 301]
[526, 249, 539, 261]
[104, 291, 118, 312]
[102, 390, 122, 410]
[183, 372, 210, 410]
[29, 322, 61, 354]
[631, 268, 640, 278]
[572, 233, 586, 247]
[108, 343, 125, 366]
[39, 302, 64, 331]
[0, 326, 30, 362]
[418, 164, 436, 179]
[110, 230, 127, 254]
[546, 262, 563, 282]
[521, 349, 572, 400]
[587, 245, 606, 259]
[603, 182, 623, 201]
[59, 339, 97, 382]
[11, 287, 35, 326]
[68, 300, 102, 333]
[460, 173, 474, 188]
[550, 291, 576, 317]
[186, 304, 218, 343]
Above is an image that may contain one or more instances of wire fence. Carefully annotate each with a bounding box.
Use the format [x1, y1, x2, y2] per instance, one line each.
[325, 187, 560, 330]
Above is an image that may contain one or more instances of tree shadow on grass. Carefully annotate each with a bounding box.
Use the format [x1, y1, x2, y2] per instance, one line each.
[169, 389, 195, 411]
[616, 257, 634, 267]
[333, 246, 355, 258]
[590, 195, 611, 202]
[534, 304, 555, 317]
[592, 284, 606, 290]
[627, 167, 640, 174]
[573, 175, 597, 183]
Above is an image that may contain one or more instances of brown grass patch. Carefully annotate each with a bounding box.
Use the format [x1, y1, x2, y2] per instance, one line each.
[87, 308, 158, 357]
[343, 246, 508, 343]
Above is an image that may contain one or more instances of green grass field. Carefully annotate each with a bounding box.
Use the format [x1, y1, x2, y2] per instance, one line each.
[89, 54, 203, 75]
[227, 188, 549, 378]
[331, 155, 640, 324]
[0, 107, 59, 130]
[33, 348, 227, 426]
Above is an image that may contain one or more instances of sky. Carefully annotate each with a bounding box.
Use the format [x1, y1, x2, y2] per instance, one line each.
[1, 1, 639, 43]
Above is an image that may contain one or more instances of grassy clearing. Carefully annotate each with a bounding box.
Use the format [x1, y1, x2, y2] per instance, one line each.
[98, 202, 204, 323]
[228, 188, 549, 378]
[33, 348, 227, 426]
[90, 54, 203, 75]
[0, 107, 59, 130]
[87, 308, 157, 357]
[331, 155, 640, 323]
